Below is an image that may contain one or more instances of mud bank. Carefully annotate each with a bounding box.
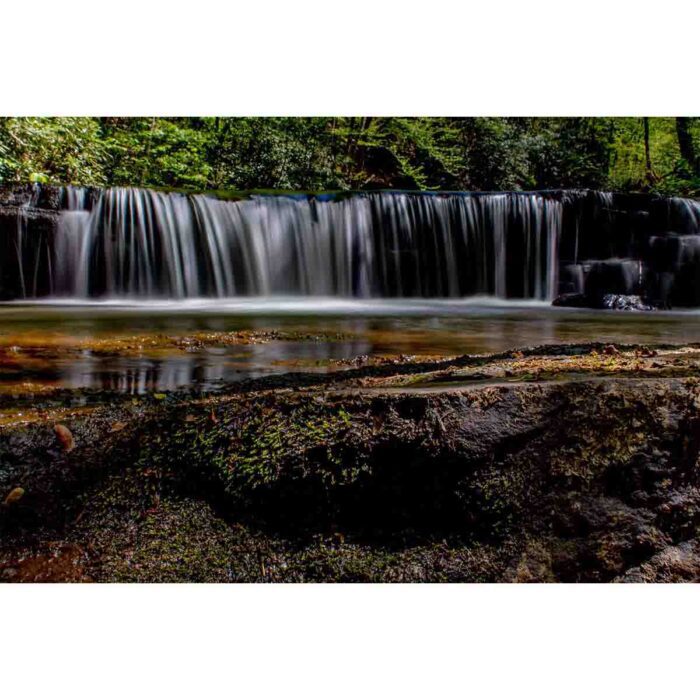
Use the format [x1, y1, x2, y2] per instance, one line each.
[2, 342, 700, 582]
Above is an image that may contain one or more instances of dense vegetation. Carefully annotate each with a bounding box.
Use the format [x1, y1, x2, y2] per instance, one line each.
[0, 117, 698, 195]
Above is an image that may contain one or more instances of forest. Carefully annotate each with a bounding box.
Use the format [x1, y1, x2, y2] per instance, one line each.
[0, 117, 699, 195]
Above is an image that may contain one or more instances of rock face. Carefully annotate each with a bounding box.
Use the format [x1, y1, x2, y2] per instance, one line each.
[2, 344, 700, 582]
[0, 185, 61, 299]
[0, 184, 63, 210]
[532, 192, 700, 308]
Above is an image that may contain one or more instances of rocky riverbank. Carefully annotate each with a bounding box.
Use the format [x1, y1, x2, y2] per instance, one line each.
[2, 342, 700, 582]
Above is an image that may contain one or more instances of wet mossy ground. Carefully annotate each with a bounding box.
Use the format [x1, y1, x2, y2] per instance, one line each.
[3, 342, 700, 582]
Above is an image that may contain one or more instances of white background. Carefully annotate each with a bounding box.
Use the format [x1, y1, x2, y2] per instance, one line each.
[2, 0, 698, 116]
[2, 1, 700, 698]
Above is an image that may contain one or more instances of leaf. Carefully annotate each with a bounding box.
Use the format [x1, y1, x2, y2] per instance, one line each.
[54, 424, 75, 452]
[3, 487, 25, 506]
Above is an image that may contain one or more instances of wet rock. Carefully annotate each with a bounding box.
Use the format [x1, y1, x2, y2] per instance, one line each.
[0, 207, 58, 299]
[558, 264, 586, 295]
[0, 184, 63, 210]
[601, 294, 653, 311]
[584, 259, 642, 297]
[552, 292, 654, 311]
[505, 540, 555, 583]
[645, 234, 700, 307]
[617, 540, 700, 583]
[552, 293, 590, 308]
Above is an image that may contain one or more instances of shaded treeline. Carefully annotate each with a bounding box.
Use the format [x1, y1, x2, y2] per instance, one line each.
[0, 117, 698, 195]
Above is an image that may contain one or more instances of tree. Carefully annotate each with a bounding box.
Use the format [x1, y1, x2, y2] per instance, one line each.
[1, 117, 698, 196]
[676, 117, 698, 176]
[643, 117, 655, 185]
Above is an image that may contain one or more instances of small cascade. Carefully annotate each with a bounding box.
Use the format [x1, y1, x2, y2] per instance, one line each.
[668, 197, 700, 232]
[638, 197, 700, 306]
[12, 184, 45, 298]
[47, 188, 565, 301]
[554, 192, 700, 307]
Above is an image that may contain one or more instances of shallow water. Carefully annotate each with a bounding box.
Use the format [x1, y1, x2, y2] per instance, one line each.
[2, 297, 700, 393]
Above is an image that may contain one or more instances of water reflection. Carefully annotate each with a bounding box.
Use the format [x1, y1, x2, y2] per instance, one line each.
[2, 302, 700, 394]
[59, 340, 373, 393]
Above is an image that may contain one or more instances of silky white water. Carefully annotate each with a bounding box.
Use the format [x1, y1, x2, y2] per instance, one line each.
[51, 188, 565, 301]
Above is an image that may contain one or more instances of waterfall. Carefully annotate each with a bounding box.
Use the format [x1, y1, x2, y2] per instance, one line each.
[6, 185, 700, 305]
[669, 196, 700, 232]
[47, 187, 564, 301]
[12, 184, 44, 298]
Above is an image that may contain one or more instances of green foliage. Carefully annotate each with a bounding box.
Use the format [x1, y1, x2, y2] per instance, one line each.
[0, 116, 698, 195]
[205, 117, 339, 190]
[0, 117, 107, 185]
[608, 117, 700, 196]
[220, 405, 356, 499]
[100, 117, 212, 189]
[524, 118, 615, 190]
[455, 118, 532, 190]
[331, 117, 463, 189]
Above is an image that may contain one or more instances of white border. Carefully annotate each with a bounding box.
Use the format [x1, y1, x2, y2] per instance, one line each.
[1, 0, 698, 116]
[2, 2, 699, 696]
[2, 584, 699, 698]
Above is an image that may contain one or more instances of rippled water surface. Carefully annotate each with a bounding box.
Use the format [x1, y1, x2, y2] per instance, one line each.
[2, 298, 700, 393]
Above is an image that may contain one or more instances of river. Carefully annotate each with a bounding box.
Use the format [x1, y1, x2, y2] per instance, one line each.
[1, 298, 699, 393]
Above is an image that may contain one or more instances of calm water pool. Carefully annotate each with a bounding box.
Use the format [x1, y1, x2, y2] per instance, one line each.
[1, 298, 700, 393]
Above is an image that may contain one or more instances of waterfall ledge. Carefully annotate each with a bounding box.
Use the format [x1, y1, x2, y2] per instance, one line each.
[1, 184, 699, 307]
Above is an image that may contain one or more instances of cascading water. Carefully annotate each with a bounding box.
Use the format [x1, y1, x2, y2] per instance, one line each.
[3, 185, 700, 306]
[11, 184, 43, 299]
[49, 187, 564, 301]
